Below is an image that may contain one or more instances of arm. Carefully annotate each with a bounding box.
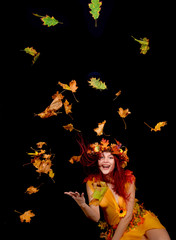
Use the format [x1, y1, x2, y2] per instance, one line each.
[64, 182, 100, 222]
[112, 182, 135, 240]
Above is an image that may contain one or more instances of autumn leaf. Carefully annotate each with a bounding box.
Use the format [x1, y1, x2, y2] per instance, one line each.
[22, 47, 40, 65]
[35, 91, 64, 118]
[132, 36, 150, 55]
[58, 80, 79, 102]
[113, 90, 121, 101]
[89, 181, 108, 206]
[25, 186, 39, 195]
[118, 108, 131, 129]
[88, 0, 102, 27]
[144, 121, 167, 132]
[69, 155, 82, 164]
[15, 210, 35, 223]
[36, 142, 47, 148]
[94, 120, 106, 136]
[64, 99, 72, 115]
[63, 123, 81, 132]
[88, 77, 107, 90]
[33, 13, 63, 26]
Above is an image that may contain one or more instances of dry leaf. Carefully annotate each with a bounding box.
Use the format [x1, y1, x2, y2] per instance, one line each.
[118, 108, 131, 130]
[36, 142, 47, 148]
[63, 123, 81, 132]
[113, 90, 121, 101]
[58, 80, 78, 93]
[64, 99, 72, 114]
[36, 91, 64, 118]
[69, 155, 82, 164]
[25, 186, 39, 195]
[19, 210, 35, 223]
[144, 121, 167, 132]
[94, 120, 106, 136]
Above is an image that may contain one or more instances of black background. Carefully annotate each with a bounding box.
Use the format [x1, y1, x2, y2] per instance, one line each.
[1, 1, 175, 239]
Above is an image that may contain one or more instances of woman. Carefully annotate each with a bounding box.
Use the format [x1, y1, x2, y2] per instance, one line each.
[64, 138, 171, 240]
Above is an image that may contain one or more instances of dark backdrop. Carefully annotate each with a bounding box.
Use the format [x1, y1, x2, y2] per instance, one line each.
[1, 1, 174, 239]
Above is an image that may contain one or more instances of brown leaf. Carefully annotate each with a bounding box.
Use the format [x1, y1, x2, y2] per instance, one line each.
[118, 108, 131, 118]
[64, 99, 72, 114]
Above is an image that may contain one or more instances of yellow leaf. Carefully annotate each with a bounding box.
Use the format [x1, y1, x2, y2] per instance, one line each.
[69, 155, 82, 164]
[94, 120, 106, 136]
[49, 169, 55, 179]
[25, 186, 39, 195]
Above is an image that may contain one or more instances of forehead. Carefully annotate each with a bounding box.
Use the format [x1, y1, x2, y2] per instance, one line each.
[101, 152, 114, 157]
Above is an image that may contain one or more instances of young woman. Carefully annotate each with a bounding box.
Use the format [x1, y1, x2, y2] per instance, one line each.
[64, 138, 171, 240]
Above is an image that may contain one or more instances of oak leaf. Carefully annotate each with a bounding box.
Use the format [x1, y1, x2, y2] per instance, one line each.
[88, 77, 107, 90]
[94, 120, 106, 136]
[33, 13, 63, 26]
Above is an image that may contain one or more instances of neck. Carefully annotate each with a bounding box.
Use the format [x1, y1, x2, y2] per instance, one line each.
[102, 172, 114, 184]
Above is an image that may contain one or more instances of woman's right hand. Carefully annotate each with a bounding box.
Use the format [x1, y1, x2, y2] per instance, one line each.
[64, 191, 86, 207]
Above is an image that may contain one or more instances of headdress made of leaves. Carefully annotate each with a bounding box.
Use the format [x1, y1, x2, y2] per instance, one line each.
[86, 138, 129, 168]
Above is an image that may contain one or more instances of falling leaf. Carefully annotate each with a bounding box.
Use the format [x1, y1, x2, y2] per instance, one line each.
[144, 121, 167, 132]
[118, 108, 131, 118]
[64, 99, 72, 115]
[25, 186, 39, 195]
[69, 155, 82, 164]
[36, 142, 47, 148]
[49, 169, 55, 179]
[58, 80, 79, 102]
[19, 210, 35, 223]
[94, 120, 106, 136]
[132, 36, 150, 55]
[88, 0, 102, 27]
[63, 123, 81, 132]
[113, 90, 121, 101]
[118, 108, 131, 129]
[33, 13, 63, 26]
[22, 47, 40, 65]
[35, 91, 64, 118]
[88, 77, 107, 90]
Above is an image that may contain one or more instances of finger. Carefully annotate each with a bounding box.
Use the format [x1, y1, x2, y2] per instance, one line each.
[75, 192, 80, 197]
[81, 192, 84, 197]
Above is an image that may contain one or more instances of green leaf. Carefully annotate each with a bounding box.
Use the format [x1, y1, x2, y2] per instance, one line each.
[88, 0, 102, 26]
[88, 77, 107, 90]
[41, 15, 59, 27]
[131, 36, 150, 55]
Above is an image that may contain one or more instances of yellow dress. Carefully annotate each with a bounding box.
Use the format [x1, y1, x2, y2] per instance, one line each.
[87, 179, 165, 240]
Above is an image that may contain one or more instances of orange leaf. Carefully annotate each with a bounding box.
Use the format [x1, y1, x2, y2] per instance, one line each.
[63, 123, 81, 132]
[58, 80, 78, 93]
[118, 108, 131, 118]
[36, 91, 64, 118]
[94, 120, 106, 136]
[36, 142, 47, 148]
[19, 210, 35, 223]
[25, 186, 39, 195]
[144, 121, 167, 132]
[69, 155, 82, 164]
[64, 99, 72, 114]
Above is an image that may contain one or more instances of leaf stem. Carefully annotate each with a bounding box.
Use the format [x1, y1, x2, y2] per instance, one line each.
[14, 210, 23, 215]
[122, 118, 127, 130]
[72, 92, 79, 103]
[144, 122, 153, 130]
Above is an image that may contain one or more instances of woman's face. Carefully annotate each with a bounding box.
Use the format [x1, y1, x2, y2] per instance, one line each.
[98, 152, 115, 175]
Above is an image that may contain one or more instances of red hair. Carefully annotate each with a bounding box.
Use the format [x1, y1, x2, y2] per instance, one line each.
[76, 134, 134, 201]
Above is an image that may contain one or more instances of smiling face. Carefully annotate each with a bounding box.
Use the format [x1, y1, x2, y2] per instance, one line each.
[98, 152, 115, 175]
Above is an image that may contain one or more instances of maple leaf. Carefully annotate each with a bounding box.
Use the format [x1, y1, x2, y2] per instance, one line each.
[94, 120, 106, 136]
[88, 77, 107, 90]
[25, 186, 39, 195]
[69, 155, 82, 164]
[33, 13, 63, 26]
[35, 91, 64, 118]
[19, 210, 35, 223]
[100, 139, 109, 150]
[144, 121, 167, 132]
[22, 47, 40, 65]
[58, 80, 79, 102]
[64, 99, 72, 115]
[132, 36, 150, 55]
[118, 108, 131, 129]
[63, 123, 81, 132]
[88, 0, 102, 27]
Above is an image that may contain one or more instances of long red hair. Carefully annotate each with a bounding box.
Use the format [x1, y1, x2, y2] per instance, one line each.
[76, 134, 133, 201]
